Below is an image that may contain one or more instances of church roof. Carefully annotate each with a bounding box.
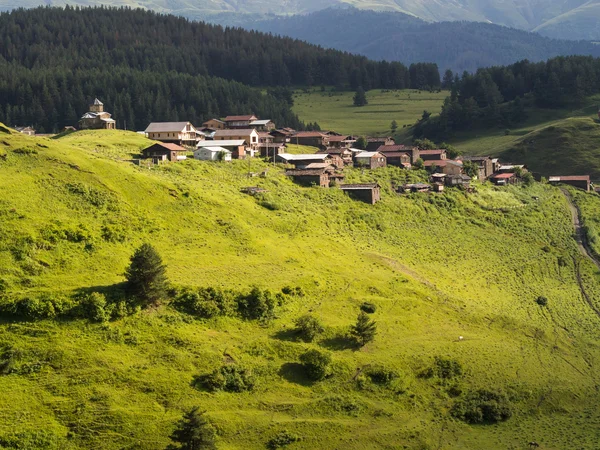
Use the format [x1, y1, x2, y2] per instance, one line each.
[93, 98, 103, 106]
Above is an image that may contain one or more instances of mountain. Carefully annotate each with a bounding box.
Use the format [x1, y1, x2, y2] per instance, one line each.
[248, 8, 600, 73]
[2, 0, 600, 40]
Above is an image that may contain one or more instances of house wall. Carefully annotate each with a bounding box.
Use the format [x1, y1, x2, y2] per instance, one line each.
[369, 156, 386, 169]
[442, 164, 462, 176]
[292, 174, 329, 188]
[343, 188, 379, 204]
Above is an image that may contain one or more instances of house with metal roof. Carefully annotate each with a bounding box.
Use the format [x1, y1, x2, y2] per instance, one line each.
[145, 122, 199, 146]
[194, 146, 232, 162]
[548, 175, 591, 191]
[340, 183, 381, 204]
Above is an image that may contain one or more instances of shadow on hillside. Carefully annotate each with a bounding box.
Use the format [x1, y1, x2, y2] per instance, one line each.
[279, 363, 313, 387]
[320, 334, 357, 351]
[272, 328, 299, 342]
[74, 282, 128, 300]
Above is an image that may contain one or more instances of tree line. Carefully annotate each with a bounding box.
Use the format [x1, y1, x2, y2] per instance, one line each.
[0, 6, 445, 132]
[414, 55, 600, 139]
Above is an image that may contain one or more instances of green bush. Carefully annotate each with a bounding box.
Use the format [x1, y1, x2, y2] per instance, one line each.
[366, 365, 399, 385]
[267, 430, 301, 449]
[536, 296, 548, 307]
[421, 356, 463, 379]
[168, 407, 217, 450]
[175, 287, 232, 319]
[81, 292, 110, 323]
[237, 287, 276, 321]
[299, 349, 331, 381]
[293, 315, 324, 342]
[0, 346, 18, 375]
[360, 302, 377, 314]
[195, 365, 255, 393]
[451, 389, 513, 424]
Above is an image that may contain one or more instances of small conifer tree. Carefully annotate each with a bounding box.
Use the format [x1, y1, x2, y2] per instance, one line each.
[350, 312, 377, 347]
[353, 87, 368, 107]
[168, 407, 216, 450]
[125, 243, 168, 306]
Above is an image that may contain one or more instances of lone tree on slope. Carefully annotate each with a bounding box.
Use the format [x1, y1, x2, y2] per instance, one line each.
[125, 243, 168, 306]
[168, 407, 217, 450]
[353, 87, 368, 107]
[350, 312, 377, 347]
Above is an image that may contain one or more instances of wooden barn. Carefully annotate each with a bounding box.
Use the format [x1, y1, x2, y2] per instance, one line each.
[549, 175, 591, 191]
[340, 183, 381, 204]
[142, 143, 188, 162]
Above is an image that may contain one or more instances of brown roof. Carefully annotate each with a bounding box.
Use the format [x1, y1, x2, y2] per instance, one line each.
[340, 183, 379, 190]
[327, 135, 350, 142]
[147, 142, 187, 152]
[419, 149, 446, 155]
[224, 115, 257, 121]
[382, 152, 410, 158]
[294, 132, 326, 138]
[491, 173, 516, 179]
[367, 137, 393, 142]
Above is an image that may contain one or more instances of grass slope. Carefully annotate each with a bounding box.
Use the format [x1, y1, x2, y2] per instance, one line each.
[293, 89, 447, 136]
[1, 126, 600, 448]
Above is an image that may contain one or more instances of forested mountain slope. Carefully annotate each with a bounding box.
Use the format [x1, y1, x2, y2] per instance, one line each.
[250, 8, 600, 73]
[1, 126, 600, 448]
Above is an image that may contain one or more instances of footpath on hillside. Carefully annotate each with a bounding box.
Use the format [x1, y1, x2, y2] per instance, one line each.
[560, 188, 600, 318]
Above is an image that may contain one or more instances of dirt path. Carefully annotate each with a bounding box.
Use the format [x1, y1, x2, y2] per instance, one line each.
[560, 188, 600, 318]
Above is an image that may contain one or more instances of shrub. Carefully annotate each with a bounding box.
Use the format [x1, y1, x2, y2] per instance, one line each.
[175, 287, 232, 319]
[360, 302, 377, 314]
[433, 356, 463, 379]
[451, 389, 513, 424]
[293, 315, 324, 342]
[267, 430, 301, 449]
[236, 287, 275, 321]
[124, 243, 168, 307]
[536, 296, 548, 306]
[80, 292, 110, 323]
[300, 349, 331, 381]
[366, 365, 399, 385]
[350, 312, 377, 347]
[0, 346, 18, 375]
[168, 407, 217, 450]
[195, 365, 255, 392]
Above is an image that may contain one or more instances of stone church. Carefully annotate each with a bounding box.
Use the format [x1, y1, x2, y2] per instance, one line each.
[79, 98, 116, 130]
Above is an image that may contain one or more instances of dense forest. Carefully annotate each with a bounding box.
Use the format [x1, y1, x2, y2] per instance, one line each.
[0, 6, 443, 132]
[248, 8, 600, 73]
[414, 55, 600, 139]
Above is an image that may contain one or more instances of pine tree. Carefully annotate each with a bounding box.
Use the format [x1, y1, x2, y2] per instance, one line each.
[353, 87, 368, 107]
[168, 407, 217, 450]
[390, 120, 398, 133]
[125, 243, 168, 306]
[350, 312, 377, 347]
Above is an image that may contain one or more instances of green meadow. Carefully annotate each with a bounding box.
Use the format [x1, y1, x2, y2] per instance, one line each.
[293, 89, 448, 136]
[1, 126, 600, 449]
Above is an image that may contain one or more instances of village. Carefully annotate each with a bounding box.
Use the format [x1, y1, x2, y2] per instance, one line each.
[17, 98, 594, 204]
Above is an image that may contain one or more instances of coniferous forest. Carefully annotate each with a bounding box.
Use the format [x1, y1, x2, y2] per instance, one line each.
[0, 6, 439, 132]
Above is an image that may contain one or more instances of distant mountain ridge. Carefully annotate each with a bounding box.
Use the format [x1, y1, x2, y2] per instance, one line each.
[246, 8, 600, 73]
[2, 0, 600, 40]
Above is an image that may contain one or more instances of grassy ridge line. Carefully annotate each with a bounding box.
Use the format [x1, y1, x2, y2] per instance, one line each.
[0, 127, 600, 448]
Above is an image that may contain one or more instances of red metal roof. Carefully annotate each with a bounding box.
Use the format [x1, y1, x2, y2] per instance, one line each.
[419, 149, 446, 155]
[491, 173, 516, 179]
[552, 175, 590, 181]
[151, 143, 187, 151]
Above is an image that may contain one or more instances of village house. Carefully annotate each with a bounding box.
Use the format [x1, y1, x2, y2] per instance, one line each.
[257, 132, 285, 158]
[418, 149, 447, 161]
[145, 122, 199, 147]
[249, 119, 276, 131]
[445, 174, 472, 187]
[202, 119, 226, 130]
[340, 183, 381, 204]
[381, 152, 411, 168]
[197, 139, 247, 160]
[461, 156, 494, 180]
[378, 145, 420, 164]
[424, 159, 463, 175]
[79, 98, 116, 130]
[355, 151, 387, 169]
[224, 115, 258, 129]
[270, 128, 296, 144]
[286, 166, 344, 188]
[318, 148, 353, 167]
[290, 131, 329, 149]
[142, 142, 188, 162]
[194, 146, 232, 162]
[327, 135, 356, 149]
[214, 129, 259, 155]
[490, 172, 517, 185]
[498, 164, 527, 174]
[15, 126, 35, 136]
[401, 183, 431, 193]
[549, 175, 591, 191]
[276, 153, 331, 168]
[365, 137, 395, 152]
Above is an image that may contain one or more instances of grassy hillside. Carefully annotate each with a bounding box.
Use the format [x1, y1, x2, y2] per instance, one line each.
[293, 89, 447, 136]
[1, 126, 600, 448]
